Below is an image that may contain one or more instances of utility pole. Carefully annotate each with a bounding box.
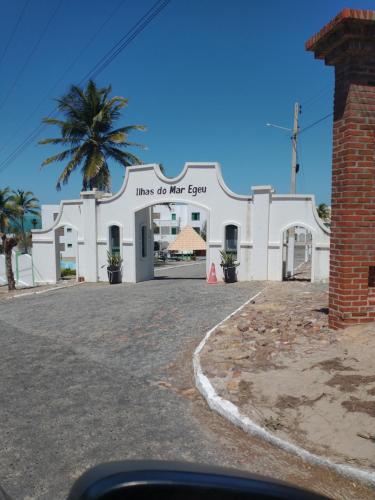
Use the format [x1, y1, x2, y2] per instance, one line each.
[287, 102, 301, 278]
[290, 102, 301, 194]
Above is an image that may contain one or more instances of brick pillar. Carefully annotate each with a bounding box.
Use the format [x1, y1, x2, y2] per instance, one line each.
[306, 9, 375, 329]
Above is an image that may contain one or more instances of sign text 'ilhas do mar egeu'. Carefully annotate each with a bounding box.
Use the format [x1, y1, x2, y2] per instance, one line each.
[136, 184, 207, 197]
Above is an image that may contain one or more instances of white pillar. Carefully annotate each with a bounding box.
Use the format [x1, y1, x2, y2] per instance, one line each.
[287, 228, 295, 277]
[80, 191, 98, 282]
[251, 185, 273, 280]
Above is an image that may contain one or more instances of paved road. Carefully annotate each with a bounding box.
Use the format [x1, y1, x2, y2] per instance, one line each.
[0, 263, 371, 499]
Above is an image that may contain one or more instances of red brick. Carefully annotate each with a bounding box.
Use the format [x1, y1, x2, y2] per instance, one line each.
[307, 10, 375, 329]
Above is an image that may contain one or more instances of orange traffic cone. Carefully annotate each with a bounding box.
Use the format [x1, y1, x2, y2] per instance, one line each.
[207, 263, 218, 284]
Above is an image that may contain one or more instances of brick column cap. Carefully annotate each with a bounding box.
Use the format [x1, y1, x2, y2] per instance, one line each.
[306, 9, 375, 65]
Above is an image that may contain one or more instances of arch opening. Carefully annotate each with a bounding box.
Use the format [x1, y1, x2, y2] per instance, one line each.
[54, 225, 78, 281]
[134, 201, 209, 282]
[282, 225, 312, 282]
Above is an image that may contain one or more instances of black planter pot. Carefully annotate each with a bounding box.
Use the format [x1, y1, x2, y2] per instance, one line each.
[107, 266, 122, 284]
[223, 265, 237, 283]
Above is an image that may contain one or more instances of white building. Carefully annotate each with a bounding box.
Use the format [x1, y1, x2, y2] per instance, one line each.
[41, 205, 77, 262]
[152, 203, 207, 250]
[32, 163, 330, 284]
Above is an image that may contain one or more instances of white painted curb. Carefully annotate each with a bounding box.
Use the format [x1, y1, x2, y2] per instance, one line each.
[4, 281, 85, 300]
[193, 289, 375, 487]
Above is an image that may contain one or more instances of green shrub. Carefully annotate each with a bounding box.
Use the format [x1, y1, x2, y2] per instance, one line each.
[107, 251, 123, 268]
[220, 250, 239, 267]
[61, 267, 76, 277]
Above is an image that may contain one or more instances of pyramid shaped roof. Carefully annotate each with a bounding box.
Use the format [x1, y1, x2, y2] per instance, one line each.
[168, 225, 206, 251]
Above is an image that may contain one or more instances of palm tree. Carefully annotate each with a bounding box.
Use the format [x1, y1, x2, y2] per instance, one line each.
[317, 203, 330, 221]
[0, 188, 19, 290]
[39, 80, 146, 191]
[12, 189, 40, 253]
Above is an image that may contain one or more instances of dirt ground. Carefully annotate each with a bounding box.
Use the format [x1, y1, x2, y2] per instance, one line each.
[200, 282, 375, 473]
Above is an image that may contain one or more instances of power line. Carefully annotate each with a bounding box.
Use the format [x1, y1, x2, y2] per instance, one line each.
[78, 0, 169, 85]
[0, 0, 171, 175]
[0, 0, 63, 112]
[0, 0, 31, 67]
[301, 83, 333, 109]
[0, 0, 127, 156]
[298, 112, 333, 136]
[89, 0, 170, 80]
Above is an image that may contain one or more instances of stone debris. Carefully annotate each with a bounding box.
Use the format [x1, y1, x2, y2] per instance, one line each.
[200, 282, 375, 470]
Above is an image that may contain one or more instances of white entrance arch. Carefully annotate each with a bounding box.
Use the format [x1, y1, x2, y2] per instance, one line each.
[32, 163, 330, 284]
[132, 198, 211, 282]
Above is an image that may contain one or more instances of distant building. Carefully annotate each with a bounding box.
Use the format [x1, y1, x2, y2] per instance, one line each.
[41, 205, 76, 262]
[152, 203, 207, 250]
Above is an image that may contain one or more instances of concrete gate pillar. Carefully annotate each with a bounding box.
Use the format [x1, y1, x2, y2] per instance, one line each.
[251, 185, 273, 280]
[81, 191, 98, 282]
[307, 9, 375, 328]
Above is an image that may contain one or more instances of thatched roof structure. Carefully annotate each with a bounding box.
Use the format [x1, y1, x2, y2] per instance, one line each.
[168, 225, 206, 252]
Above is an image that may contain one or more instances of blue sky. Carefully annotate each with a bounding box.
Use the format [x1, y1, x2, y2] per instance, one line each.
[1, 0, 374, 205]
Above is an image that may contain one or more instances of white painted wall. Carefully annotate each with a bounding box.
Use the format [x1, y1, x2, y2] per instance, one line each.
[0, 255, 6, 285]
[0, 252, 34, 287]
[134, 207, 153, 282]
[41, 204, 77, 259]
[33, 200, 83, 284]
[31, 163, 330, 284]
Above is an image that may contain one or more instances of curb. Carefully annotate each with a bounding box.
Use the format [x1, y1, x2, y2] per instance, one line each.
[193, 289, 375, 488]
[4, 281, 85, 300]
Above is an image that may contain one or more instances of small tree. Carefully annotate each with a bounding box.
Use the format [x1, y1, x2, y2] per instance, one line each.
[12, 189, 40, 253]
[0, 188, 20, 290]
[317, 203, 330, 221]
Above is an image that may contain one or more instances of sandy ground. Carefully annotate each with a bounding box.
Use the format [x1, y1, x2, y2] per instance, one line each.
[200, 282, 375, 473]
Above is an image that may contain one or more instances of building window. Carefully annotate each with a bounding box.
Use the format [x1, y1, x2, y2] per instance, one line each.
[191, 212, 200, 221]
[153, 212, 160, 220]
[153, 225, 160, 234]
[109, 225, 120, 255]
[225, 224, 238, 258]
[67, 228, 72, 233]
[67, 243, 72, 248]
[171, 227, 178, 235]
[161, 226, 170, 235]
[171, 213, 176, 221]
[193, 227, 200, 235]
[141, 225, 147, 258]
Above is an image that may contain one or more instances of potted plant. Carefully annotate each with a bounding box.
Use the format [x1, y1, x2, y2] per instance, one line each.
[220, 250, 239, 283]
[107, 251, 123, 284]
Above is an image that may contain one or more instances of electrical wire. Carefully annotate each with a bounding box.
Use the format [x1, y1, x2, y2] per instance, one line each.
[0, 0, 171, 175]
[0, 0, 31, 67]
[0, 0, 63, 112]
[298, 112, 333, 136]
[0, 0, 127, 155]
[78, 0, 170, 84]
[301, 83, 333, 109]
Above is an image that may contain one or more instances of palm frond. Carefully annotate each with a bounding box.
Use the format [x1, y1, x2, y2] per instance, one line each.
[55, 145, 87, 190]
[39, 137, 81, 145]
[40, 146, 81, 167]
[104, 145, 143, 167]
[82, 148, 105, 181]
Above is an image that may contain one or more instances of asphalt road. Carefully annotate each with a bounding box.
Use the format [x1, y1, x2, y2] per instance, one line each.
[0, 262, 371, 499]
